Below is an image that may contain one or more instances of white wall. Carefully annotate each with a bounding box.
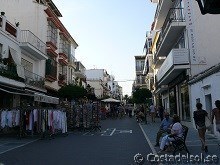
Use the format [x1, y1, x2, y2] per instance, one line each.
[190, 71, 220, 136]
[87, 80, 103, 98]
[0, 31, 21, 60]
[1, 0, 48, 43]
[190, 1, 220, 76]
[85, 69, 104, 80]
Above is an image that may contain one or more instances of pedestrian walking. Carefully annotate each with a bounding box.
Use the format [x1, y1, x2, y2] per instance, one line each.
[211, 100, 220, 146]
[158, 105, 165, 121]
[149, 103, 155, 123]
[193, 102, 208, 152]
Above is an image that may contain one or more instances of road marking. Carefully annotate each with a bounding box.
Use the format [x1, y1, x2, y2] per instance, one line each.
[139, 123, 157, 155]
[0, 139, 39, 155]
[83, 132, 94, 136]
[109, 128, 116, 136]
[139, 124, 163, 165]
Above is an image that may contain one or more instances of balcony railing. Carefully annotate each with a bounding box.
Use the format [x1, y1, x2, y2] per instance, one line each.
[59, 43, 68, 57]
[58, 73, 67, 85]
[24, 69, 45, 89]
[157, 48, 189, 82]
[155, 8, 186, 58]
[157, 8, 185, 49]
[20, 30, 46, 55]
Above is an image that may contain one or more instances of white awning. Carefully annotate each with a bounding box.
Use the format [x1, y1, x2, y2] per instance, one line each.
[0, 87, 33, 96]
[34, 93, 59, 104]
[9, 47, 25, 79]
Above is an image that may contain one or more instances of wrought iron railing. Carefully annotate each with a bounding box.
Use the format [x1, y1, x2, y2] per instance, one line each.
[24, 69, 45, 89]
[157, 8, 185, 50]
[20, 30, 46, 55]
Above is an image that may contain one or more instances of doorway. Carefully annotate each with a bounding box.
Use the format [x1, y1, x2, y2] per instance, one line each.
[205, 94, 213, 133]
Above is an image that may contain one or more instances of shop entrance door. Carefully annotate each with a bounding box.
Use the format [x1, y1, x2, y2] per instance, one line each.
[205, 94, 213, 133]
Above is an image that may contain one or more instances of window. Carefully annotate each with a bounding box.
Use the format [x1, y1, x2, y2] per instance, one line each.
[136, 61, 140, 71]
[35, 0, 46, 5]
[136, 60, 145, 71]
[47, 21, 57, 46]
[59, 65, 67, 75]
[174, 33, 185, 48]
[21, 58, 33, 72]
[59, 36, 69, 55]
[140, 61, 145, 71]
[0, 43, 2, 58]
[21, 58, 33, 79]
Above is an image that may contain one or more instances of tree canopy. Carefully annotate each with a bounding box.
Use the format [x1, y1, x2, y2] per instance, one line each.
[132, 88, 152, 104]
[58, 84, 87, 101]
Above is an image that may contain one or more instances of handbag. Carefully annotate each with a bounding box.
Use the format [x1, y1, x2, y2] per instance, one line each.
[205, 116, 211, 128]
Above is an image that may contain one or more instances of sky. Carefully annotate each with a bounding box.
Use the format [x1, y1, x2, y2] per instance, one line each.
[53, 0, 156, 96]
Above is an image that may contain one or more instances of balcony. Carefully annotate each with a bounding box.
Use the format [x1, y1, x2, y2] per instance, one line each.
[58, 73, 66, 86]
[156, 8, 186, 57]
[156, 48, 190, 85]
[59, 45, 68, 59]
[74, 70, 86, 79]
[68, 55, 76, 67]
[153, 56, 166, 69]
[24, 69, 45, 90]
[154, 0, 174, 29]
[20, 30, 47, 60]
[45, 59, 57, 82]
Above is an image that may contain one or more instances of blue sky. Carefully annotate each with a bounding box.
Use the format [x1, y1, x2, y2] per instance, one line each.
[53, 0, 156, 96]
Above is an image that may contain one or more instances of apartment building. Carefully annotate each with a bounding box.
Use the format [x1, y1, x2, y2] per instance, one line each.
[74, 61, 86, 88]
[107, 75, 122, 100]
[134, 55, 148, 90]
[143, 31, 155, 93]
[149, 0, 220, 137]
[1, 0, 78, 105]
[85, 69, 111, 99]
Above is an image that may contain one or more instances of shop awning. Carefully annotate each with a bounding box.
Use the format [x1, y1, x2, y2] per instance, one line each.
[34, 93, 59, 104]
[9, 47, 25, 79]
[0, 87, 33, 96]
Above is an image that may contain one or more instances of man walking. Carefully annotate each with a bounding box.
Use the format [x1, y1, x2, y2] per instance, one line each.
[211, 100, 220, 133]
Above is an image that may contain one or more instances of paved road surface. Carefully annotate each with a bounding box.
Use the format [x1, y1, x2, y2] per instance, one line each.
[0, 117, 152, 165]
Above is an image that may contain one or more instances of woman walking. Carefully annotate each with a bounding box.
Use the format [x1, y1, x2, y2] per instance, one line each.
[193, 102, 208, 152]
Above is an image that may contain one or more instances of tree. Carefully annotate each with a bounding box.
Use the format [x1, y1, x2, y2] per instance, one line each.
[58, 84, 87, 101]
[124, 95, 133, 104]
[132, 88, 152, 104]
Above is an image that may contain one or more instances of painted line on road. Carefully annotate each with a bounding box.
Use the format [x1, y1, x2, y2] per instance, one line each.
[187, 143, 219, 146]
[139, 123, 157, 155]
[0, 139, 39, 155]
[139, 124, 163, 165]
[109, 128, 116, 136]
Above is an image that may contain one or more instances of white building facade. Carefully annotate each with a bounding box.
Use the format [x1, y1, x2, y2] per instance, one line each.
[85, 69, 110, 99]
[149, 0, 220, 137]
[1, 0, 78, 105]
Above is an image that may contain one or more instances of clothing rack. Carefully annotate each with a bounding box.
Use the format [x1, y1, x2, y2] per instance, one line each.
[74, 101, 101, 132]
